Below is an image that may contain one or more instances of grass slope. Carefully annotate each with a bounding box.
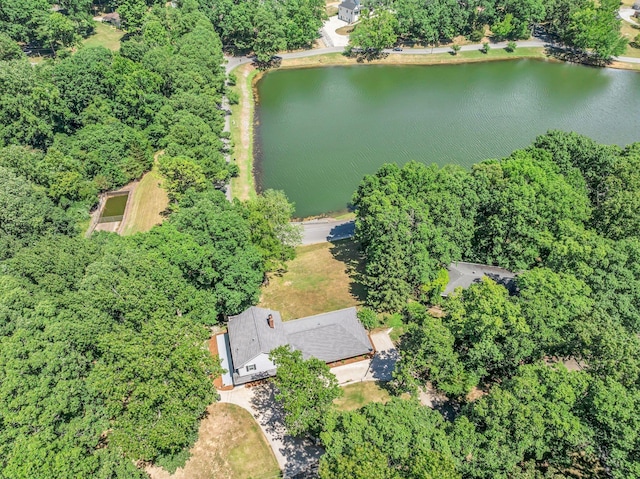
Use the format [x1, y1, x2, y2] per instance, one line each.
[146, 403, 280, 479]
[259, 240, 366, 320]
[121, 162, 169, 235]
[230, 65, 258, 201]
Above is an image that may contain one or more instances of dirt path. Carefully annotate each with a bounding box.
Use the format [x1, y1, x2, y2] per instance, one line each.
[232, 64, 255, 201]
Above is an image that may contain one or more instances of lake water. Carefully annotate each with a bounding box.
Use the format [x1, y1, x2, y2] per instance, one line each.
[255, 60, 640, 218]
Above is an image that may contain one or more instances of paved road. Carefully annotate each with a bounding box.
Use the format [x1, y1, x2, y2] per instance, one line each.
[293, 219, 355, 245]
[619, 7, 638, 24]
[330, 329, 398, 384]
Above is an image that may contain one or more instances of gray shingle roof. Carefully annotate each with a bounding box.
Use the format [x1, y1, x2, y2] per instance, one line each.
[227, 307, 287, 368]
[339, 0, 358, 10]
[443, 261, 516, 296]
[283, 307, 372, 362]
[227, 306, 372, 370]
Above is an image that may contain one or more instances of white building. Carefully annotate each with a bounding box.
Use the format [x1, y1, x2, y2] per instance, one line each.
[338, 0, 361, 24]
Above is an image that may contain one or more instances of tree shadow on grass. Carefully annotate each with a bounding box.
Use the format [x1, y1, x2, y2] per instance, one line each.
[250, 382, 324, 478]
[328, 239, 368, 303]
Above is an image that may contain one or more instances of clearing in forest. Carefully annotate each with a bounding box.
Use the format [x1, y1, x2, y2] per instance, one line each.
[82, 21, 123, 51]
[146, 403, 280, 479]
[259, 239, 366, 320]
[121, 163, 169, 235]
[334, 381, 391, 411]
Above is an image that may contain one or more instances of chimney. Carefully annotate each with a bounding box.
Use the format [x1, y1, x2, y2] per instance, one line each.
[268, 314, 274, 329]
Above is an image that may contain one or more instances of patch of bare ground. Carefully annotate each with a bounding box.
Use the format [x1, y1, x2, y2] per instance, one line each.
[146, 403, 280, 479]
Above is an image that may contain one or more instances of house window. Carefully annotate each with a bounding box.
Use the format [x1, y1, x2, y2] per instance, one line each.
[246, 364, 256, 372]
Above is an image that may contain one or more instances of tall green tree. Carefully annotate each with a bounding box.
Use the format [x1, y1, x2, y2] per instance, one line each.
[253, 5, 286, 63]
[270, 346, 342, 437]
[349, 9, 398, 52]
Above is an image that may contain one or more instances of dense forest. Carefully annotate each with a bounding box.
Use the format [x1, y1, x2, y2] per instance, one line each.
[337, 131, 640, 478]
[350, 0, 626, 60]
[0, 1, 301, 477]
[1, 1, 638, 478]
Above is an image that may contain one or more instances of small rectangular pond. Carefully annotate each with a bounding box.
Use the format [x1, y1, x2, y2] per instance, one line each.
[99, 193, 129, 223]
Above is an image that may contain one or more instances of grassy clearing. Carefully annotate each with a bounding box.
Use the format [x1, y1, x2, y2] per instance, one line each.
[326, 5, 338, 16]
[147, 403, 280, 479]
[259, 239, 366, 320]
[335, 382, 391, 411]
[280, 47, 547, 69]
[82, 21, 123, 51]
[621, 20, 640, 58]
[336, 25, 355, 35]
[229, 64, 259, 201]
[121, 162, 169, 235]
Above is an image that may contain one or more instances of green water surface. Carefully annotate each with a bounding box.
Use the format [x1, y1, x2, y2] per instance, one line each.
[255, 60, 640, 218]
[101, 194, 128, 218]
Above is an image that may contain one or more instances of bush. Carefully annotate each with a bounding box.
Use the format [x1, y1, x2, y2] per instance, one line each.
[227, 90, 239, 105]
[506, 41, 517, 53]
[451, 44, 461, 55]
[227, 72, 237, 86]
[482, 42, 490, 54]
[469, 29, 484, 42]
[358, 308, 380, 330]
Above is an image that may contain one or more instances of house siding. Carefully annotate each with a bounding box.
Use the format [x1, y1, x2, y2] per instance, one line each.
[235, 353, 276, 379]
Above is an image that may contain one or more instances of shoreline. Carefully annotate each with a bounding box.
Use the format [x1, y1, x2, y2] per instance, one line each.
[227, 47, 638, 213]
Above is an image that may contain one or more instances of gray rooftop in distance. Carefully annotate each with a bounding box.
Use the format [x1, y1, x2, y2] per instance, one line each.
[443, 261, 516, 296]
[283, 307, 372, 363]
[339, 0, 359, 10]
[227, 307, 287, 369]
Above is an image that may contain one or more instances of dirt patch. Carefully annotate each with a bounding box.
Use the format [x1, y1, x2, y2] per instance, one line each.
[146, 403, 280, 479]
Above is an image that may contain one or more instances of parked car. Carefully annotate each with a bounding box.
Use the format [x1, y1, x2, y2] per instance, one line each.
[393, 47, 403, 51]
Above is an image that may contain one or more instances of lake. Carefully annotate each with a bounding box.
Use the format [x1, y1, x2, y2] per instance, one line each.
[254, 60, 640, 218]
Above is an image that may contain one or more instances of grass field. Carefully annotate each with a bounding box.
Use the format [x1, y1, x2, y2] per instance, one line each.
[82, 21, 123, 51]
[280, 47, 548, 69]
[334, 382, 391, 411]
[259, 240, 366, 320]
[121, 162, 169, 235]
[229, 65, 259, 201]
[621, 19, 640, 58]
[146, 403, 280, 479]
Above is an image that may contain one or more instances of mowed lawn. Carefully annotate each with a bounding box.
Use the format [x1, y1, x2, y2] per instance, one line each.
[82, 21, 123, 51]
[122, 163, 169, 235]
[259, 239, 366, 320]
[146, 403, 280, 479]
[334, 382, 391, 411]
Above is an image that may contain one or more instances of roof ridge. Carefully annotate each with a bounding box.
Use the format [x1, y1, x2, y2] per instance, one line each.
[250, 307, 265, 355]
[295, 306, 356, 321]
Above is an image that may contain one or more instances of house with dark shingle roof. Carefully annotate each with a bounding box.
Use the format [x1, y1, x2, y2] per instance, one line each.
[225, 306, 372, 385]
[338, 0, 361, 24]
[443, 261, 517, 297]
